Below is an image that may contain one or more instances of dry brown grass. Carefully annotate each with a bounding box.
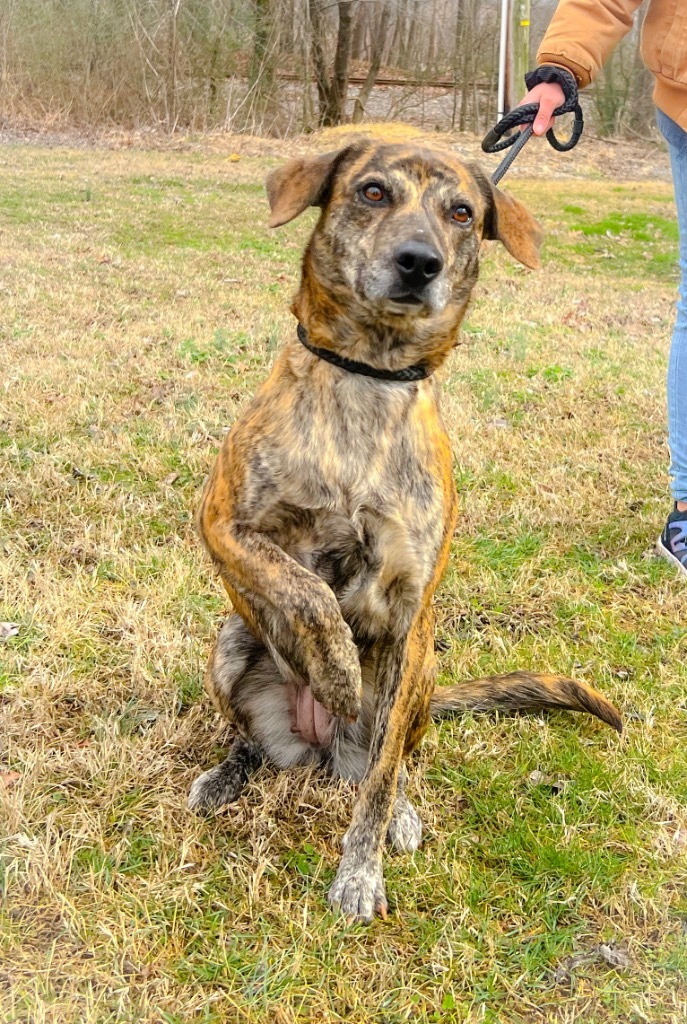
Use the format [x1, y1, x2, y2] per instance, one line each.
[1, 133, 686, 1023]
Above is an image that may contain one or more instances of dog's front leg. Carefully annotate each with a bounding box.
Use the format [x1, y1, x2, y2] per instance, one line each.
[328, 607, 434, 923]
[201, 516, 362, 721]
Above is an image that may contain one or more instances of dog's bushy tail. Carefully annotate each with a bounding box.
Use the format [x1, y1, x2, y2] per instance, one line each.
[430, 671, 622, 733]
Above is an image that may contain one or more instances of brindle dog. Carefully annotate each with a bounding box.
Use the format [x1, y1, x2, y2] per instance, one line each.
[189, 140, 622, 923]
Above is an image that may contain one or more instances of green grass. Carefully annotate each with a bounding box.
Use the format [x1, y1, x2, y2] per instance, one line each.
[1, 138, 686, 1023]
[530, 183, 679, 281]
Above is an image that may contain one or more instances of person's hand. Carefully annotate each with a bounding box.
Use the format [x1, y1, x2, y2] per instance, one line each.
[520, 81, 565, 135]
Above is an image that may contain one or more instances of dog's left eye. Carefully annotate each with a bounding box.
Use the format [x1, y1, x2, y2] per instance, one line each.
[360, 183, 387, 204]
[451, 204, 473, 225]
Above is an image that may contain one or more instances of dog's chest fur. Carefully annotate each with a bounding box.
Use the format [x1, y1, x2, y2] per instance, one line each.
[238, 371, 447, 642]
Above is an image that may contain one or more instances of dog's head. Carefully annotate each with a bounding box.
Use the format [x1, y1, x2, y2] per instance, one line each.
[266, 141, 542, 358]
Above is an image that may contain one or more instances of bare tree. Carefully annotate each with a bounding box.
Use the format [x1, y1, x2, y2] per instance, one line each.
[249, 0, 278, 118]
[351, 1, 391, 122]
[310, 0, 356, 126]
[0, 0, 654, 138]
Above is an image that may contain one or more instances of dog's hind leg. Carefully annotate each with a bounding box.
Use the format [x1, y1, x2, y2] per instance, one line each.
[387, 771, 423, 853]
[188, 615, 265, 811]
[189, 615, 320, 812]
[188, 736, 263, 811]
[385, 636, 438, 856]
[201, 614, 265, 725]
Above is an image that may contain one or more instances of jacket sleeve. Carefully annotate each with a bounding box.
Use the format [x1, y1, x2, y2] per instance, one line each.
[537, 0, 645, 88]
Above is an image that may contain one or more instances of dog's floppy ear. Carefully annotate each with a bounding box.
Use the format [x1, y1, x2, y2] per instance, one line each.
[471, 165, 543, 269]
[266, 147, 354, 228]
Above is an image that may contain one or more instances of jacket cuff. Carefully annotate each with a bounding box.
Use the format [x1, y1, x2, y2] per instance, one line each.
[537, 54, 592, 90]
[524, 65, 579, 106]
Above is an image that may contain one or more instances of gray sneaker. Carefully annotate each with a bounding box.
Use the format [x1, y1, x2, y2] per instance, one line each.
[657, 505, 687, 579]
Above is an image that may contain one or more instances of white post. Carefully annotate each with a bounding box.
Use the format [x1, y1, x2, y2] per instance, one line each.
[497, 0, 510, 119]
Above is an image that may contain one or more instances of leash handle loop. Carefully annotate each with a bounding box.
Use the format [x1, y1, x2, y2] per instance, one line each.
[482, 65, 584, 183]
[481, 99, 584, 154]
[546, 107, 584, 152]
[482, 100, 584, 183]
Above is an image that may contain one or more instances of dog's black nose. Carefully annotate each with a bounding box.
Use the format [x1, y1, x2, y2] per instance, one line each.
[394, 241, 444, 290]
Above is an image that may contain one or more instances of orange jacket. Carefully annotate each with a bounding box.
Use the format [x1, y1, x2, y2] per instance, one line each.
[537, 0, 687, 129]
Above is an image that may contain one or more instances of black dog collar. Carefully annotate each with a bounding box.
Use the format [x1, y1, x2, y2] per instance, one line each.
[296, 323, 430, 383]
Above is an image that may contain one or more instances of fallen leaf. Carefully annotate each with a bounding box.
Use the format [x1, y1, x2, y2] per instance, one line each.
[554, 942, 632, 986]
[0, 622, 19, 641]
[553, 951, 594, 985]
[671, 826, 687, 848]
[554, 963, 571, 985]
[163, 472, 180, 486]
[0, 771, 21, 789]
[597, 943, 631, 969]
[14, 833, 37, 849]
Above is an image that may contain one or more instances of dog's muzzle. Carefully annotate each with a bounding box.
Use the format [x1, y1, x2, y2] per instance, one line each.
[358, 237, 448, 314]
[388, 240, 444, 307]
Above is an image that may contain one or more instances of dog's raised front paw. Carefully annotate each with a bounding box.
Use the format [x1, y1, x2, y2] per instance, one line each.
[328, 859, 387, 923]
[387, 793, 423, 853]
[308, 626, 362, 721]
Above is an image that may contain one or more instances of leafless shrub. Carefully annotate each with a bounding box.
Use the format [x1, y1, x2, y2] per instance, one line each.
[0, 0, 655, 136]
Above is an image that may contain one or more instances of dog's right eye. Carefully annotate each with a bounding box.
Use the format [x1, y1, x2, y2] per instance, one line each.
[359, 183, 388, 205]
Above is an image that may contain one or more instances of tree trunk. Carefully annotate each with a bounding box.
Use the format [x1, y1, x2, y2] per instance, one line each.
[249, 0, 276, 117]
[329, 0, 354, 125]
[628, 4, 654, 133]
[351, 8, 365, 61]
[167, 0, 182, 131]
[390, 0, 406, 66]
[309, 0, 334, 124]
[352, 2, 391, 123]
[310, 0, 355, 126]
[451, 0, 462, 129]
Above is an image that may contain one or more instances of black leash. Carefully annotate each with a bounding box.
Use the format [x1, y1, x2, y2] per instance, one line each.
[296, 323, 430, 382]
[482, 66, 584, 185]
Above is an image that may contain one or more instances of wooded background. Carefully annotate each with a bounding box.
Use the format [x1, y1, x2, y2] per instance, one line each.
[0, 0, 655, 136]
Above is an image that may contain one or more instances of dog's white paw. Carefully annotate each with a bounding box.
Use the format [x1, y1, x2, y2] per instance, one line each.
[328, 859, 387, 923]
[387, 793, 423, 853]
